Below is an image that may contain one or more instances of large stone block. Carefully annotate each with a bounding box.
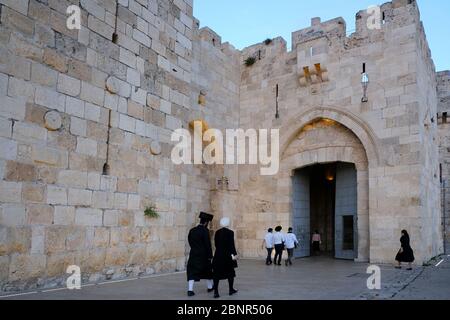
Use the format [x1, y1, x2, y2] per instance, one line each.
[57, 170, 88, 188]
[46, 252, 75, 277]
[76, 137, 98, 157]
[57, 74, 81, 97]
[13, 121, 48, 143]
[0, 96, 27, 121]
[103, 210, 119, 227]
[68, 189, 92, 206]
[45, 226, 68, 254]
[93, 227, 110, 248]
[47, 185, 68, 205]
[0, 137, 18, 161]
[43, 48, 68, 73]
[22, 183, 45, 203]
[31, 63, 58, 88]
[27, 204, 54, 225]
[75, 208, 103, 226]
[35, 87, 63, 112]
[32, 146, 68, 168]
[5, 161, 37, 182]
[105, 246, 129, 266]
[0, 204, 26, 226]
[1, 6, 34, 37]
[80, 82, 105, 107]
[8, 254, 46, 282]
[92, 191, 115, 209]
[0, 0, 29, 15]
[53, 206, 75, 226]
[70, 116, 87, 137]
[66, 97, 85, 117]
[9, 77, 36, 103]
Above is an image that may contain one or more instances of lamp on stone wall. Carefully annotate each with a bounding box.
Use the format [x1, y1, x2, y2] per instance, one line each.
[361, 63, 369, 103]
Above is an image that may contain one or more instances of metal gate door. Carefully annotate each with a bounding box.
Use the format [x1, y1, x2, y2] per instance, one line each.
[292, 169, 310, 258]
[334, 163, 357, 260]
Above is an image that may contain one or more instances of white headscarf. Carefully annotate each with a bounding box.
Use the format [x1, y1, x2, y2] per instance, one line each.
[220, 217, 230, 228]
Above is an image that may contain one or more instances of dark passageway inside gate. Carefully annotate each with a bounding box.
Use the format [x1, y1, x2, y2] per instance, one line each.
[293, 162, 357, 260]
[309, 164, 336, 255]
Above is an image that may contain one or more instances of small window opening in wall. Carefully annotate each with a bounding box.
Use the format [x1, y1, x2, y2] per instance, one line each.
[258, 50, 261, 60]
[212, 38, 216, 46]
[382, 12, 386, 24]
[112, 1, 119, 43]
[172, 68, 178, 73]
[103, 109, 112, 176]
[444, 112, 448, 123]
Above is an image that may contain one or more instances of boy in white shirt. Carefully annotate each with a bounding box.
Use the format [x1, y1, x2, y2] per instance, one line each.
[273, 226, 285, 266]
[284, 227, 299, 266]
[262, 228, 274, 265]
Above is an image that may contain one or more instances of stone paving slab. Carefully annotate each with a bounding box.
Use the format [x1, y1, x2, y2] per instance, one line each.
[0, 257, 448, 300]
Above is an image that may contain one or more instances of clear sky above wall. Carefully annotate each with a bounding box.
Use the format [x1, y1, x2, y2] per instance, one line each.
[194, 0, 450, 71]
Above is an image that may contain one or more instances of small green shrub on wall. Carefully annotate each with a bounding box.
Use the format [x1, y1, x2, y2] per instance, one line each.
[144, 204, 159, 219]
[244, 56, 256, 67]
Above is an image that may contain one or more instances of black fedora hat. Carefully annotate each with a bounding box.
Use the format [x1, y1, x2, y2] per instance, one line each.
[199, 211, 214, 222]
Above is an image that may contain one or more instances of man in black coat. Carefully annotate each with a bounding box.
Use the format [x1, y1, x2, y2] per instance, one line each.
[186, 212, 214, 297]
[212, 217, 238, 298]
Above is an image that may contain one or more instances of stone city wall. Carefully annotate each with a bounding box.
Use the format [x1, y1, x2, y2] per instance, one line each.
[234, 0, 443, 264]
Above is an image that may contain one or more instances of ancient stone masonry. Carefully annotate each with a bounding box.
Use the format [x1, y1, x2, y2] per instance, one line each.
[0, 0, 240, 292]
[0, 0, 448, 292]
[236, 0, 445, 263]
[437, 71, 450, 253]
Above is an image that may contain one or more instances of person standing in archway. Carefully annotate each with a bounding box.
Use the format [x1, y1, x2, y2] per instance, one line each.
[273, 226, 285, 266]
[312, 230, 322, 256]
[395, 230, 415, 270]
[186, 212, 214, 297]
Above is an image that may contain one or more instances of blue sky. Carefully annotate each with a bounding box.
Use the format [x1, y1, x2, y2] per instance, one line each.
[193, 0, 449, 71]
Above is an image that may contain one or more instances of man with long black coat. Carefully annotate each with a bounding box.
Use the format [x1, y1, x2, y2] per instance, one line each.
[186, 212, 214, 297]
[212, 217, 238, 298]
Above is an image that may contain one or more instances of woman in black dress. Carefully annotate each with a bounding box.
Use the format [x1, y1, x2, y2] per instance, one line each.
[395, 230, 415, 270]
[212, 217, 238, 298]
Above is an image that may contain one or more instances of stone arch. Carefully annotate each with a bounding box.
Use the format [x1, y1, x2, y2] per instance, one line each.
[277, 115, 372, 262]
[280, 106, 382, 168]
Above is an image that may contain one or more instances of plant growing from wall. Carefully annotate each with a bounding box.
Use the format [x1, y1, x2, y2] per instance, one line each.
[144, 204, 159, 219]
[264, 38, 272, 45]
[244, 56, 256, 67]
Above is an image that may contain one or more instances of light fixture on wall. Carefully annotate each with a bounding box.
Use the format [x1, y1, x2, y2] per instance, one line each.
[361, 63, 369, 103]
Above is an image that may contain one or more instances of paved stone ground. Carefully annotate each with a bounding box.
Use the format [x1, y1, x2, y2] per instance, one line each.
[1, 256, 449, 300]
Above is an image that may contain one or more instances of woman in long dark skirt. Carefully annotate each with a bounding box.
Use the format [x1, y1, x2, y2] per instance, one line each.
[212, 217, 238, 299]
[395, 230, 415, 270]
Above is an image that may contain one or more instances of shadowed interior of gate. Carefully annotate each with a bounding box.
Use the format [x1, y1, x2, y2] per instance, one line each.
[293, 162, 357, 260]
[310, 163, 336, 255]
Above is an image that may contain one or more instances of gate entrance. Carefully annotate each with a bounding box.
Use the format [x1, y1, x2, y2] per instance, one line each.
[292, 162, 357, 260]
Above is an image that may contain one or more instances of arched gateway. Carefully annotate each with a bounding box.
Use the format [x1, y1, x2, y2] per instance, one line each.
[277, 107, 380, 262]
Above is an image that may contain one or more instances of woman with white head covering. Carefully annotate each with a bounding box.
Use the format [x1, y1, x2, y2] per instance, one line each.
[212, 217, 238, 298]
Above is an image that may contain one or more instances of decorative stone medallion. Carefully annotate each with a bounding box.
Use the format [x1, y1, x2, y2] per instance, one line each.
[150, 141, 162, 155]
[106, 76, 119, 94]
[44, 111, 62, 131]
